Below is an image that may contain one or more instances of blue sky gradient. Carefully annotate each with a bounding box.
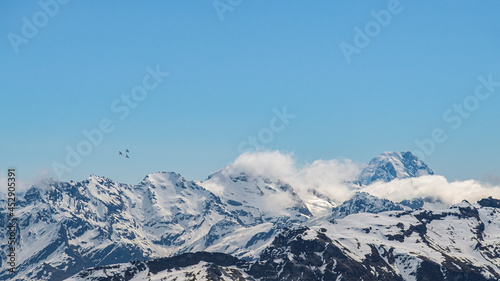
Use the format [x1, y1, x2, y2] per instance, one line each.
[1, 0, 500, 184]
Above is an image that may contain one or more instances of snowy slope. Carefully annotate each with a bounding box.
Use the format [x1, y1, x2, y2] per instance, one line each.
[202, 168, 312, 224]
[68, 199, 500, 281]
[0, 173, 247, 280]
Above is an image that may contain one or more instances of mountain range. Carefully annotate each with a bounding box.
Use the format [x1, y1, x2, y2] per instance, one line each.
[1, 151, 499, 281]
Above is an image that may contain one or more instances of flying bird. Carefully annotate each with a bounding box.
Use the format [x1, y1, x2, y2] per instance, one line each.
[126, 154, 129, 158]
[126, 149, 129, 153]
[119, 151, 123, 156]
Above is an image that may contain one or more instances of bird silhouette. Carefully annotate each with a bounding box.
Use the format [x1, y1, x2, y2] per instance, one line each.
[119, 151, 123, 156]
[126, 154, 129, 158]
[126, 149, 129, 153]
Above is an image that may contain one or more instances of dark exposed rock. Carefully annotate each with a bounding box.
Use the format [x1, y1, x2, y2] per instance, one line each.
[478, 197, 500, 208]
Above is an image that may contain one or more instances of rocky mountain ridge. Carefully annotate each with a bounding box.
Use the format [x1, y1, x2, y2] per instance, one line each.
[1, 151, 497, 281]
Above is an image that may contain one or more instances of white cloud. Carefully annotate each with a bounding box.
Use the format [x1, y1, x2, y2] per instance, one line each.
[0, 168, 53, 198]
[289, 158, 361, 203]
[361, 175, 500, 205]
[224, 150, 362, 204]
[0, 176, 35, 196]
[226, 151, 297, 179]
[4, 150, 499, 207]
[224, 150, 500, 206]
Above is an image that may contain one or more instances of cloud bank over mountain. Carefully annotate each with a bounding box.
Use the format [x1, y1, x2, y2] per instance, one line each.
[222, 150, 500, 205]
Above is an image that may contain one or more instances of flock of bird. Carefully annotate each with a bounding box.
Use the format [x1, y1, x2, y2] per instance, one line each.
[119, 149, 130, 158]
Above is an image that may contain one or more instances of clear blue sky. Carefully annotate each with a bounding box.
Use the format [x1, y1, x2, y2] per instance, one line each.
[1, 0, 500, 185]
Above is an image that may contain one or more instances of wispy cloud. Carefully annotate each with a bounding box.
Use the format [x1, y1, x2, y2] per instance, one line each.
[224, 150, 361, 204]
[362, 175, 500, 205]
[0, 168, 54, 197]
[0, 175, 34, 196]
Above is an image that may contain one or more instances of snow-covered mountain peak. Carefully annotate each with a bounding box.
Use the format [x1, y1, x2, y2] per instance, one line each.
[141, 171, 185, 186]
[206, 169, 252, 184]
[330, 191, 404, 219]
[202, 167, 312, 223]
[357, 151, 434, 185]
[87, 174, 108, 181]
[451, 199, 474, 209]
